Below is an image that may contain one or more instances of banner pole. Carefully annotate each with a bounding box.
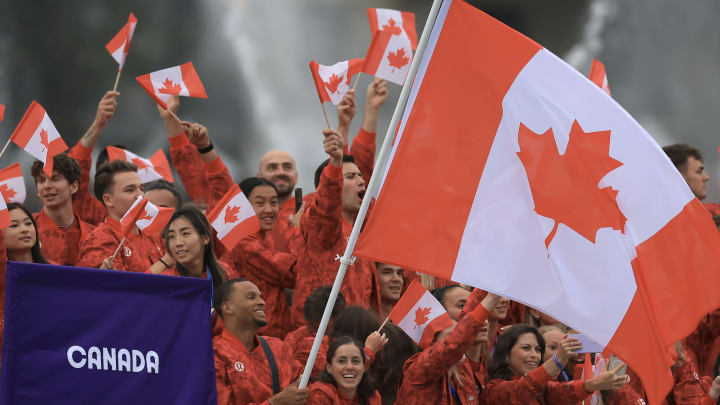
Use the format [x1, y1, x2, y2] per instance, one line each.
[298, 0, 446, 389]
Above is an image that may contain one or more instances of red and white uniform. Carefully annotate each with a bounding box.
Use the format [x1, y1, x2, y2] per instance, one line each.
[214, 328, 301, 405]
[33, 209, 94, 266]
[168, 134, 210, 205]
[68, 142, 107, 226]
[77, 218, 164, 271]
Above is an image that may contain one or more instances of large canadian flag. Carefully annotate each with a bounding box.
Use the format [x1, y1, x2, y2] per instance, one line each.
[106, 146, 174, 184]
[120, 196, 174, 236]
[136, 62, 207, 109]
[0, 163, 26, 203]
[388, 279, 454, 348]
[309, 59, 364, 105]
[354, 1, 720, 403]
[362, 30, 413, 86]
[367, 8, 418, 50]
[589, 59, 612, 96]
[206, 185, 259, 250]
[10, 101, 69, 176]
[106, 12, 137, 71]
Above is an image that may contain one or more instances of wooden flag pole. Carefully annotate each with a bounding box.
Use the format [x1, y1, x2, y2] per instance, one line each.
[378, 316, 390, 332]
[351, 72, 363, 92]
[0, 138, 12, 160]
[297, 0, 444, 389]
[166, 108, 183, 126]
[320, 102, 332, 129]
[112, 69, 122, 92]
[109, 236, 127, 263]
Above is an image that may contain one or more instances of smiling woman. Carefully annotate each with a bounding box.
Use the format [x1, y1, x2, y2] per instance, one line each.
[3, 203, 49, 264]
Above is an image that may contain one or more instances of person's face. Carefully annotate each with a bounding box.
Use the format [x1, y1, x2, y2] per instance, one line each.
[542, 329, 564, 362]
[166, 217, 208, 268]
[376, 263, 404, 302]
[257, 151, 298, 199]
[443, 287, 470, 320]
[222, 281, 267, 327]
[341, 162, 365, 214]
[248, 185, 279, 231]
[3, 208, 36, 253]
[489, 297, 510, 321]
[682, 157, 709, 200]
[509, 333, 542, 377]
[35, 170, 78, 209]
[145, 189, 178, 209]
[326, 343, 365, 397]
[474, 319, 490, 344]
[104, 171, 143, 218]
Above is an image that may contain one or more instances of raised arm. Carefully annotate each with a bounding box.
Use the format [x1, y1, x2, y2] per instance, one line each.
[350, 78, 388, 184]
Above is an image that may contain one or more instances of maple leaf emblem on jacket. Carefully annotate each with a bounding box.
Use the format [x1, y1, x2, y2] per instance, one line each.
[158, 78, 182, 95]
[413, 306, 432, 329]
[324, 73, 344, 94]
[39, 129, 50, 153]
[0, 184, 17, 201]
[382, 18, 403, 36]
[224, 205, 241, 224]
[516, 120, 626, 248]
[387, 48, 410, 72]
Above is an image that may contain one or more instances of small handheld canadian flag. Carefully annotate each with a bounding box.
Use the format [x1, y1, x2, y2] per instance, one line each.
[10, 101, 69, 176]
[0, 104, 5, 122]
[362, 30, 413, 86]
[106, 13, 138, 72]
[589, 59, 612, 96]
[388, 279, 454, 348]
[0, 163, 26, 203]
[206, 185, 259, 250]
[120, 196, 174, 236]
[309, 59, 365, 106]
[367, 8, 418, 50]
[106, 146, 174, 184]
[136, 62, 207, 109]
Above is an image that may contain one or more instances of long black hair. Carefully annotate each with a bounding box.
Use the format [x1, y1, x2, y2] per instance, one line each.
[330, 306, 380, 342]
[162, 206, 227, 289]
[6, 203, 48, 264]
[319, 336, 377, 402]
[369, 324, 419, 405]
[488, 324, 545, 381]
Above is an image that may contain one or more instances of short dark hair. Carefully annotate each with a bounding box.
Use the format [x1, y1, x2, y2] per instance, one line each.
[96, 144, 129, 172]
[304, 286, 346, 327]
[93, 160, 138, 203]
[330, 306, 380, 342]
[6, 203, 49, 264]
[30, 154, 82, 199]
[431, 285, 464, 307]
[488, 324, 546, 381]
[319, 336, 376, 402]
[239, 177, 278, 199]
[213, 278, 249, 317]
[662, 144, 703, 172]
[314, 155, 356, 189]
[144, 179, 182, 208]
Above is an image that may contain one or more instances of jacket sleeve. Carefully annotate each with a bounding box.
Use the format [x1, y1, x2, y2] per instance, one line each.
[293, 335, 328, 380]
[306, 386, 335, 405]
[205, 156, 235, 212]
[485, 366, 587, 404]
[349, 128, 375, 185]
[673, 361, 709, 405]
[69, 141, 107, 226]
[77, 230, 126, 270]
[224, 237, 296, 288]
[404, 304, 490, 385]
[544, 379, 589, 404]
[302, 164, 343, 250]
[169, 134, 209, 204]
[214, 359, 234, 405]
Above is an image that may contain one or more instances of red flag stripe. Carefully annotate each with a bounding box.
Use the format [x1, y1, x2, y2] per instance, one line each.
[388, 279, 429, 324]
[366, 8, 379, 37]
[149, 149, 174, 183]
[418, 312, 454, 348]
[0, 104, 5, 122]
[0, 163, 23, 182]
[180, 62, 208, 99]
[363, 31, 393, 76]
[0, 202, 9, 230]
[217, 216, 261, 251]
[401, 11, 419, 50]
[105, 13, 137, 55]
[135, 73, 167, 109]
[308, 61, 331, 103]
[140, 207, 174, 235]
[206, 185, 243, 224]
[10, 101, 45, 148]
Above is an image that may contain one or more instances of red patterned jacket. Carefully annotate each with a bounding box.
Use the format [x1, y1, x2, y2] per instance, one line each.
[77, 218, 164, 271]
[33, 209, 94, 266]
[307, 381, 381, 405]
[483, 366, 589, 405]
[168, 133, 209, 205]
[214, 328, 301, 405]
[68, 142, 107, 226]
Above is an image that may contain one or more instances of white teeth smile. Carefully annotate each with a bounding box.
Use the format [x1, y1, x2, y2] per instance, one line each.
[343, 374, 356, 378]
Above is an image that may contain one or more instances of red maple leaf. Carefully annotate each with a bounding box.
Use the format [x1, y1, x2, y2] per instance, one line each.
[413, 306, 432, 329]
[323, 73, 344, 94]
[516, 120, 626, 248]
[224, 205, 241, 224]
[382, 18, 403, 36]
[0, 184, 17, 201]
[138, 209, 153, 222]
[131, 157, 149, 170]
[39, 129, 49, 153]
[387, 48, 410, 72]
[158, 78, 182, 95]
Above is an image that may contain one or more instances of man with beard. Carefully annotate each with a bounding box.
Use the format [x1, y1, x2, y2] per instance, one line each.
[257, 150, 303, 253]
[213, 278, 308, 405]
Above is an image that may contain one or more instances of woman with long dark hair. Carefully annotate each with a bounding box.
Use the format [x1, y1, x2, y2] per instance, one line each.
[307, 336, 381, 404]
[367, 324, 419, 405]
[3, 202, 49, 264]
[149, 206, 231, 291]
[483, 324, 624, 404]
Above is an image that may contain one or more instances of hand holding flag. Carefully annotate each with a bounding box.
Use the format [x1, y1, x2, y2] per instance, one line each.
[309, 59, 364, 128]
[136, 62, 207, 123]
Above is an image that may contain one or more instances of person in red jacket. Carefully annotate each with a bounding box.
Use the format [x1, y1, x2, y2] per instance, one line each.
[70, 90, 119, 226]
[371, 263, 404, 320]
[483, 324, 626, 405]
[222, 177, 297, 338]
[213, 278, 308, 405]
[77, 160, 167, 271]
[30, 154, 94, 265]
[289, 129, 374, 327]
[307, 336, 382, 405]
[433, 285, 472, 321]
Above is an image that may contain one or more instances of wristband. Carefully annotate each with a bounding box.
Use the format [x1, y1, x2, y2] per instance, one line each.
[197, 143, 214, 154]
[158, 258, 169, 268]
[553, 354, 569, 381]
